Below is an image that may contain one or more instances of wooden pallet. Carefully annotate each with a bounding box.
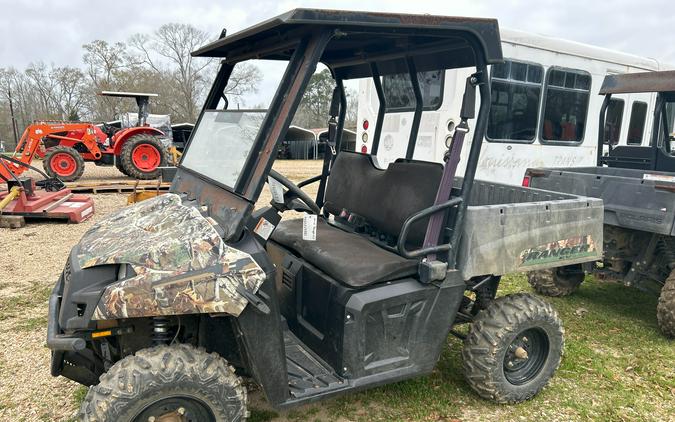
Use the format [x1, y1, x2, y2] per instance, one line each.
[65, 181, 171, 194]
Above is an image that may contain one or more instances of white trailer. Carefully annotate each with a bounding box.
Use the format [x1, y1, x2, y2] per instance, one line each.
[356, 29, 673, 185]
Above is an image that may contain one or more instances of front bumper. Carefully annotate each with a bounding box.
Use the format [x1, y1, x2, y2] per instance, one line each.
[46, 277, 85, 352]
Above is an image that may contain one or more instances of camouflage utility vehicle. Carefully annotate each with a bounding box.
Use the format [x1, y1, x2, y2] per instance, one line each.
[525, 71, 675, 337]
[47, 10, 604, 421]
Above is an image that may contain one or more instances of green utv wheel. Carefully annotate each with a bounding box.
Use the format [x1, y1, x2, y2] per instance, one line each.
[657, 269, 675, 338]
[79, 344, 247, 422]
[462, 293, 564, 403]
[527, 264, 585, 297]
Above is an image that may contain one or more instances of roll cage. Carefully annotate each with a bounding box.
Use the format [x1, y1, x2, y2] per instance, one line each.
[598, 70, 675, 172]
[174, 9, 502, 251]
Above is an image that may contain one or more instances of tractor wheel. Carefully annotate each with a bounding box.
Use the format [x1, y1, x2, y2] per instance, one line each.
[462, 293, 564, 403]
[528, 265, 585, 297]
[43, 146, 85, 182]
[120, 134, 168, 180]
[657, 269, 675, 338]
[115, 158, 131, 177]
[79, 344, 247, 422]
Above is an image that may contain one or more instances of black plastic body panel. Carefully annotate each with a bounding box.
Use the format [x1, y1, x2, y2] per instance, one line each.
[231, 230, 290, 406]
[527, 166, 675, 236]
[59, 250, 118, 331]
[603, 145, 675, 173]
[267, 241, 466, 392]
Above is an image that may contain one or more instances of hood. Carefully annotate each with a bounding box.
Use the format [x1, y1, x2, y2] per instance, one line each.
[76, 193, 266, 319]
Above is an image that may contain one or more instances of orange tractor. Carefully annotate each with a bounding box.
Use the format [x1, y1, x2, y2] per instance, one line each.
[4, 91, 169, 182]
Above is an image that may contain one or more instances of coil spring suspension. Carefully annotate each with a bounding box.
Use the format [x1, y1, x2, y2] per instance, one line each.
[152, 317, 172, 345]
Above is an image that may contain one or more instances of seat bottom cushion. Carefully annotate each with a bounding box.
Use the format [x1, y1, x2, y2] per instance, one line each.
[270, 218, 418, 288]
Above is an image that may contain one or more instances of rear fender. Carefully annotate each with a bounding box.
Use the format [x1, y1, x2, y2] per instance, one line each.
[112, 127, 165, 155]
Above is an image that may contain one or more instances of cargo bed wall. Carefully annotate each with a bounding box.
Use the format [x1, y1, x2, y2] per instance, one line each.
[527, 167, 675, 236]
[458, 180, 604, 279]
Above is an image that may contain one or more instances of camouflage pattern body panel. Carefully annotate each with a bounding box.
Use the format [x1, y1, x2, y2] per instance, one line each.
[77, 194, 266, 320]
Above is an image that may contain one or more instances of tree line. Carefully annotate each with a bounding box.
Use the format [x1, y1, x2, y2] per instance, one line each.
[0, 22, 356, 151]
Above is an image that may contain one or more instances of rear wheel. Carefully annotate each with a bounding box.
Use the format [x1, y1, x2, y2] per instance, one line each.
[115, 158, 131, 177]
[120, 134, 168, 179]
[657, 269, 675, 338]
[528, 265, 584, 297]
[462, 293, 564, 403]
[79, 344, 247, 422]
[43, 145, 85, 182]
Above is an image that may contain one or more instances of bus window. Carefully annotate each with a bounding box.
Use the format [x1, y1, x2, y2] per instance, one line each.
[603, 98, 624, 145]
[382, 70, 444, 112]
[486, 60, 543, 142]
[541, 68, 591, 143]
[627, 101, 648, 145]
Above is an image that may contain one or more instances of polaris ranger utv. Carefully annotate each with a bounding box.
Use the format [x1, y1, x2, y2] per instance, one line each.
[525, 70, 675, 337]
[47, 10, 604, 421]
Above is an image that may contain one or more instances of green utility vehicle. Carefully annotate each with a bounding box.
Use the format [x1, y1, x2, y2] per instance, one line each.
[47, 10, 604, 421]
[525, 71, 675, 337]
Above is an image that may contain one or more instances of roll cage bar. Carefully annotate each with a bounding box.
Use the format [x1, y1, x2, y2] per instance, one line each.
[174, 9, 502, 268]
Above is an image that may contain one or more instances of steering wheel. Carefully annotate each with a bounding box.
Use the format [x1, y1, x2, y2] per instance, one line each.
[268, 169, 320, 214]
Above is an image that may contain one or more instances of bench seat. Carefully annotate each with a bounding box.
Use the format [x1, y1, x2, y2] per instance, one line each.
[271, 218, 418, 288]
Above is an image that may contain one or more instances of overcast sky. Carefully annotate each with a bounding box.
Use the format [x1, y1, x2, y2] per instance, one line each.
[1, 0, 674, 106]
[2, 0, 674, 68]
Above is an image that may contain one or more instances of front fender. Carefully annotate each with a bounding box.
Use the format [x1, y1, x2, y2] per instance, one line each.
[112, 127, 165, 155]
[76, 194, 266, 320]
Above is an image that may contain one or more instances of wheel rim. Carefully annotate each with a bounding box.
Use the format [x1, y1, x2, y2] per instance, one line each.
[50, 152, 77, 177]
[133, 395, 216, 422]
[131, 144, 161, 172]
[503, 327, 549, 385]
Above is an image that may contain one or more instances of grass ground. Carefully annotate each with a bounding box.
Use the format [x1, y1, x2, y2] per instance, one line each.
[0, 161, 673, 421]
[245, 273, 675, 422]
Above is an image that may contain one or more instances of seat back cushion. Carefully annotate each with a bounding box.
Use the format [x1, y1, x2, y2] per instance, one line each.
[324, 152, 443, 245]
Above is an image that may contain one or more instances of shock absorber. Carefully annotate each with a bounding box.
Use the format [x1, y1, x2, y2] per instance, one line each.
[152, 317, 171, 345]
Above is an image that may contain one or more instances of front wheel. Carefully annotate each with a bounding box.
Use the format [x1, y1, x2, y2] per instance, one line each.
[43, 145, 85, 182]
[462, 293, 564, 403]
[528, 265, 584, 297]
[79, 344, 247, 422]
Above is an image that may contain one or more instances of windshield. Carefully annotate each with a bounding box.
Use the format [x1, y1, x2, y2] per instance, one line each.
[181, 110, 266, 188]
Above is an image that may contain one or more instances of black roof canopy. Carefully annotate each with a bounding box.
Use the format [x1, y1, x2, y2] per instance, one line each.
[600, 70, 675, 95]
[192, 9, 502, 79]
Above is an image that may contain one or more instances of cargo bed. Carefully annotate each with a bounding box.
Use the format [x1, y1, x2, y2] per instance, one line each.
[458, 179, 604, 279]
[525, 167, 675, 236]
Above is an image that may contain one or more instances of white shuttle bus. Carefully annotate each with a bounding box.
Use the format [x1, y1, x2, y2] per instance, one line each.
[355, 29, 673, 185]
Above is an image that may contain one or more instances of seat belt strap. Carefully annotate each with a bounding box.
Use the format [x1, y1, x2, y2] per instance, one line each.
[422, 74, 478, 261]
[317, 87, 341, 207]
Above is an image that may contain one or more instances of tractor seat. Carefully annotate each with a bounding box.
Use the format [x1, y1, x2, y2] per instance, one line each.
[271, 219, 418, 288]
[270, 152, 443, 288]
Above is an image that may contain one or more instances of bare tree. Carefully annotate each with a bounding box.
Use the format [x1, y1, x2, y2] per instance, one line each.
[223, 62, 262, 106]
[52, 66, 88, 120]
[130, 23, 212, 121]
[130, 23, 262, 120]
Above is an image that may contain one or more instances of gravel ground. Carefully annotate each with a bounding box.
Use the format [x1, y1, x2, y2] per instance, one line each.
[0, 160, 322, 421]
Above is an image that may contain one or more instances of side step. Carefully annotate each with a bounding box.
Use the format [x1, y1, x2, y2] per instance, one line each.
[284, 330, 344, 399]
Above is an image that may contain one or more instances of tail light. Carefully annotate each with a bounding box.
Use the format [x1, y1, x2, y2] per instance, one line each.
[362, 119, 369, 130]
[522, 175, 531, 187]
[361, 145, 368, 154]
